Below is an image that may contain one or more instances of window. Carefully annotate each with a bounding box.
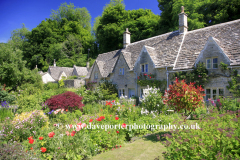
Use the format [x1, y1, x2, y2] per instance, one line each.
[145, 64, 148, 72]
[141, 65, 144, 73]
[205, 88, 224, 100]
[119, 68, 124, 75]
[206, 89, 211, 100]
[212, 89, 217, 100]
[141, 64, 148, 73]
[206, 59, 211, 69]
[94, 72, 98, 79]
[118, 89, 125, 97]
[206, 58, 218, 69]
[213, 58, 218, 69]
[219, 89, 224, 97]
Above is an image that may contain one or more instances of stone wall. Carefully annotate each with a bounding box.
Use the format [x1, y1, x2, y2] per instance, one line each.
[64, 79, 85, 88]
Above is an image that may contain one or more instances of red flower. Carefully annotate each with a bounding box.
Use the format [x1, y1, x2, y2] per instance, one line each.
[108, 131, 110, 134]
[29, 139, 34, 144]
[89, 119, 93, 122]
[100, 116, 105, 120]
[66, 109, 68, 112]
[66, 131, 70, 136]
[71, 131, 76, 136]
[48, 132, 55, 138]
[133, 105, 135, 106]
[28, 136, 33, 140]
[30, 147, 33, 150]
[116, 131, 119, 134]
[122, 123, 127, 128]
[41, 147, 47, 153]
[120, 145, 121, 148]
[96, 118, 101, 121]
[115, 117, 119, 120]
[69, 124, 72, 128]
[150, 77, 151, 79]
[39, 137, 43, 140]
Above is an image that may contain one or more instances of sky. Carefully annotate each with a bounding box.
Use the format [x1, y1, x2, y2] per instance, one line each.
[0, 0, 161, 43]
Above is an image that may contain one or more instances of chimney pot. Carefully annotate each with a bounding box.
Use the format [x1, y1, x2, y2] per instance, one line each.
[123, 28, 131, 48]
[178, 6, 188, 34]
[53, 59, 56, 67]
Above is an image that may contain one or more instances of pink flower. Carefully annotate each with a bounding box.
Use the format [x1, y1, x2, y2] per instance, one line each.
[219, 102, 222, 106]
[217, 99, 220, 102]
[76, 125, 82, 131]
[81, 123, 87, 128]
[66, 131, 70, 136]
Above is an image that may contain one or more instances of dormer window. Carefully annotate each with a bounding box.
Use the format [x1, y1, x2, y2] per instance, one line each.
[119, 68, 124, 75]
[206, 57, 218, 69]
[141, 64, 148, 73]
[94, 72, 98, 79]
[213, 58, 218, 69]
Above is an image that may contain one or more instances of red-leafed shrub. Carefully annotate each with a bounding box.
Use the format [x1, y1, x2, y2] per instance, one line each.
[163, 78, 205, 117]
[45, 91, 84, 111]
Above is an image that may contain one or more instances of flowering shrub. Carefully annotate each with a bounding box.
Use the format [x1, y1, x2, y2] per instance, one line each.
[140, 86, 166, 113]
[1, 110, 49, 142]
[163, 78, 205, 117]
[45, 91, 84, 111]
[162, 109, 240, 159]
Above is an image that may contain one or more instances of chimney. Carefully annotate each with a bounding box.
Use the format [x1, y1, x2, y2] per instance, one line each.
[86, 62, 90, 70]
[53, 59, 56, 67]
[178, 6, 188, 34]
[123, 28, 131, 48]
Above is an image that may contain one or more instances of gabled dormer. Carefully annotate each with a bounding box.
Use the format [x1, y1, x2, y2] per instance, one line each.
[134, 45, 157, 75]
[195, 36, 231, 72]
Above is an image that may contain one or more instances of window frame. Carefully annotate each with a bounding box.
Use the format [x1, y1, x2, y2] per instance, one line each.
[118, 89, 125, 97]
[94, 72, 98, 79]
[212, 57, 218, 69]
[205, 88, 224, 101]
[206, 58, 211, 69]
[119, 68, 124, 75]
[141, 63, 148, 73]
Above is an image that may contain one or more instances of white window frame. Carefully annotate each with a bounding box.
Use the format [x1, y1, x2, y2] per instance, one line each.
[205, 88, 224, 101]
[94, 72, 98, 79]
[119, 68, 124, 75]
[206, 57, 218, 69]
[118, 89, 125, 97]
[206, 58, 211, 69]
[212, 57, 218, 69]
[141, 63, 148, 73]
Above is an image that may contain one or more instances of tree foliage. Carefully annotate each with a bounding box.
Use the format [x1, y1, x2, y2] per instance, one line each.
[94, 0, 160, 53]
[0, 43, 42, 90]
[156, 0, 240, 35]
[22, 3, 94, 71]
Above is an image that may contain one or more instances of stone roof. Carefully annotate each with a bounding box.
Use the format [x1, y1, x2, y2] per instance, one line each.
[73, 66, 88, 76]
[89, 19, 240, 77]
[175, 19, 240, 69]
[48, 66, 74, 81]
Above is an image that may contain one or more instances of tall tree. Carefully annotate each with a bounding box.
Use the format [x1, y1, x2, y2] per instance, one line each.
[94, 0, 160, 53]
[8, 23, 30, 50]
[156, 0, 240, 35]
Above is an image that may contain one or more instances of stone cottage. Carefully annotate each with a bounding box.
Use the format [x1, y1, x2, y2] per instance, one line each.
[39, 60, 88, 87]
[85, 6, 240, 100]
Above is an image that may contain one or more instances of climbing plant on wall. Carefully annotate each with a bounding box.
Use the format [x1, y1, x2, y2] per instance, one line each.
[172, 62, 209, 88]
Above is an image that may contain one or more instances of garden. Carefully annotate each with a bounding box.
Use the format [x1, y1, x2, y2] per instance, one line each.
[0, 78, 239, 160]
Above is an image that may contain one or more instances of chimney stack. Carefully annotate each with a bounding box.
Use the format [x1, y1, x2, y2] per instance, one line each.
[178, 6, 188, 34]
[123, 28, 131, 48]
[53, 59, 56, 67]
[86, 62, 90, 70]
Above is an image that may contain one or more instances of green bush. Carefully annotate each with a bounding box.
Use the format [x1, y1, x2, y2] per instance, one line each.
[16, 94, 42, 113]
[140, 87, 165, 113]
[162, 109, 240, 159]
[0, 108, 14, 122]
[44, 82, 59, 90]
[0, 85, 15, 104]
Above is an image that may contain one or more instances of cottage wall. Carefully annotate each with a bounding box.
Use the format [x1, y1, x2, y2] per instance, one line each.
[111, 54, 136, 97]
[87, 63, 102, 89]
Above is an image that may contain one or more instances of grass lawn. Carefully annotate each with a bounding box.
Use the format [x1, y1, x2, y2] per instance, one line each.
[90, 131, 169, 160]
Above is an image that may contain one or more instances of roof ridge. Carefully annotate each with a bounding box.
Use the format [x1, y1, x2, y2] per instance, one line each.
[187, 19, 240, 34]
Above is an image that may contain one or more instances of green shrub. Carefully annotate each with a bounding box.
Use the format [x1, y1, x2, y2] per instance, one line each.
[44, 82, 59, 90]
[0, 108, 14, 122]
[0, 142, 29, 159]
[140, 87, 166, 113]
[162, 109, 240, 159]
[0, 85, 15, 104]
[16, 94, 42, 113]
